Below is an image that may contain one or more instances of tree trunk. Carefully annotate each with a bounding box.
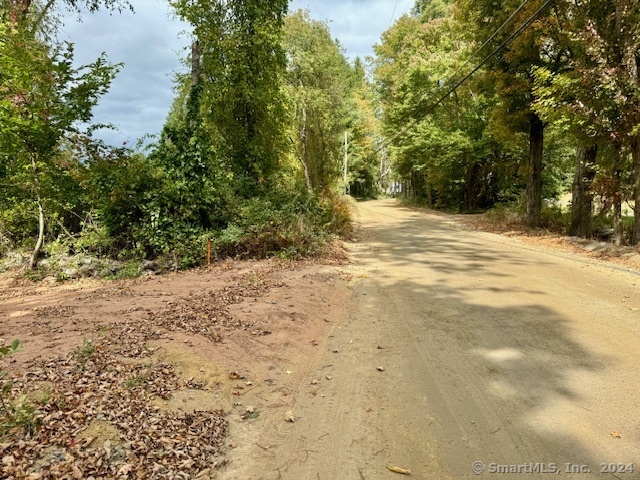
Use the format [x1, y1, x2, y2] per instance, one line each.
[299, 103, 312, 193]
[526, 113, 544, 228]
[29, 198, 45, 270]
[28, 155, 45, 270]
[411, 171, 416, 200]
[612, 151, 624, 246]
[632, 138, 640, 245]
[465, 162, 481, 211]
[568, 143, 598, 237]
[191, 40, 202, 86]
[343, 131, 349, 195]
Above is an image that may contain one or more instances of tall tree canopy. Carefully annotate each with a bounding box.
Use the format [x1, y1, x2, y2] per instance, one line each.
[171, 0, 289, 196]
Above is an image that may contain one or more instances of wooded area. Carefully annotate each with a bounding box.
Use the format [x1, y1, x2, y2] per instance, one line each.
[376, 0, 640, 246]
[1, 0, 640, 278]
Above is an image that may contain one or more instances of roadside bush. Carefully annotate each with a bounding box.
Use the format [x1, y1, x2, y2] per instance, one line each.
[213, 190, 353, 259]
[320, 194, 354, 238]
[483, 203, 525, 228]
[540, 204, 570, 233]
[215, 192, 323, 258]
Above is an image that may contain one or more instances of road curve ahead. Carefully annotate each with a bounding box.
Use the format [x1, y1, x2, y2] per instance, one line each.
[224, 199, 640, 480]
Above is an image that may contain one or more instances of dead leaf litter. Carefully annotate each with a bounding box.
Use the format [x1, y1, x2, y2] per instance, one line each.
[0, 266, 289, 479]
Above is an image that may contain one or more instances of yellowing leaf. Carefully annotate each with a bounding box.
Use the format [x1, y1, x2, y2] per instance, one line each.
[387, 466, 412, 475]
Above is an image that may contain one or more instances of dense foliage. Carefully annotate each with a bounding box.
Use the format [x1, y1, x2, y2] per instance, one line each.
[0, 2, 366, 274]
[375, 0, 640, 244]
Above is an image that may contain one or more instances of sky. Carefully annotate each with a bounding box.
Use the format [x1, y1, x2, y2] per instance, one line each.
[61, 0, 414, 146]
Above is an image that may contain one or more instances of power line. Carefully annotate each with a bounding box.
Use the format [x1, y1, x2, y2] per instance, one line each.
[376, 0, 555, 154]
[389, 0, 400, 28]
[451, 0, 530, 82]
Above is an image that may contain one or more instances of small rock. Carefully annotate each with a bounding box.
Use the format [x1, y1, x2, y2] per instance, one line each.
[285, 411, 295, 422]
[377, 366, 386, 372]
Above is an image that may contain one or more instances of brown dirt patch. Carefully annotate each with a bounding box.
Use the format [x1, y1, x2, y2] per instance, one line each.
[75, 419, 124, 447]
[0, 257, 351, 478]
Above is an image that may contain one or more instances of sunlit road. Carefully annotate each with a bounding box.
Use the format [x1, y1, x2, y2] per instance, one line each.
[225, 198, 640, 480]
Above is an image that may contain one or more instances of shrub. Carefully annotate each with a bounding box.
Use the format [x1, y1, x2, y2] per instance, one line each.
[214, 191, 353, 259]
[540, 204, 570, 233]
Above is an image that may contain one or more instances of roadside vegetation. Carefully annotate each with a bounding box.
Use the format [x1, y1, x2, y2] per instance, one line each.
[374, 0, 640, 247]
[0, 2, 380, 280]
[5, 0, 638, 282]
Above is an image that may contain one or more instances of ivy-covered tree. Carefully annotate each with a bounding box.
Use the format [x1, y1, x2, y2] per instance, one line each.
[171, 0, 289, 197]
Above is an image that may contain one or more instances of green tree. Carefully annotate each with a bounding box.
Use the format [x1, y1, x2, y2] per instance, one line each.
[345, 58, 383, 198]
[374, 5, 517, 210]
[0, 12, 120, 267]
[171, 0, 289, 196]
[532, 0, 640, 243]
[283, 10, 356, 193]
[456, 0, 565, 226]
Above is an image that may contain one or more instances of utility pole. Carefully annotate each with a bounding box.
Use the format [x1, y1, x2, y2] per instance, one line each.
[344, 131, 349, 195]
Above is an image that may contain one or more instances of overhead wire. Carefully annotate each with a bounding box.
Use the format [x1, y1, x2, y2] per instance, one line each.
[375, 0, 555, 155]
[389, 0, 401, 28]
[450, 0, 530, 82]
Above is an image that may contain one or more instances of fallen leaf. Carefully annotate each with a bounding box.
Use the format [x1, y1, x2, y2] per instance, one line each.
[365, 406, 373, 412]
[610, 431, 622, 438]
[72, 465, 83, 479]
[286, 370, 293, 375]
[196, 468, 211, 478]
[118, 464, 133, 475]
[285, 411, 295, 422]
[387, 466, 412, 475]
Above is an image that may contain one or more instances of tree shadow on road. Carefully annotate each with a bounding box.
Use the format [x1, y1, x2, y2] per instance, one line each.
[351, 201, 632, 479]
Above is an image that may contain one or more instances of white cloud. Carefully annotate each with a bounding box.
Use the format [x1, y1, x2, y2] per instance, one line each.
[61, 0, 414, 146]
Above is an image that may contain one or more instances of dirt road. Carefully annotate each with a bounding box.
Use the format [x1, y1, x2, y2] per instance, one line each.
[225, 199, 640, 480]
